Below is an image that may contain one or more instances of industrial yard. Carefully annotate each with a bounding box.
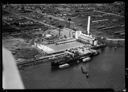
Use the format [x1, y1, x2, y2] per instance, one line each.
[2, 2, 125, 90]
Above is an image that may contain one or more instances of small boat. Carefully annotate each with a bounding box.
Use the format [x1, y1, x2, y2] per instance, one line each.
[82, 57, 91, 62]
[81, 66, 88, 74]
[59, 63, 70, 69]
[91, 44, 106, 49]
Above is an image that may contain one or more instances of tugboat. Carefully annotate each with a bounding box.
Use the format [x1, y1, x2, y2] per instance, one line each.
[91, 43, 106, 50]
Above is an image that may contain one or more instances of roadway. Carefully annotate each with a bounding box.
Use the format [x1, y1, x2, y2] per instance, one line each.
[3, 8, 77, 32]
[3, 9, 57, 29]
[34, 9, 75, 24]
[93, 10, 124, 18]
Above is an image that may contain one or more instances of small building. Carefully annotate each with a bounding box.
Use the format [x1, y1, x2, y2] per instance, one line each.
[45, 34, 52, 38]
[61, 28, 75, 38]
[75, 31, 82, 39]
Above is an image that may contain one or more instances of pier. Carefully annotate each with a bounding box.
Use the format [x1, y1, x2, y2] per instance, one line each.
[106, 38, 125, 41]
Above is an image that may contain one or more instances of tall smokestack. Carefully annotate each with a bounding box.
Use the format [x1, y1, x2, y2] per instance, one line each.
[87, 16, 91, 35]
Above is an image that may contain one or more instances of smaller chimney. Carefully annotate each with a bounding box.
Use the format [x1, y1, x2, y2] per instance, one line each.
[87, 16, 91, 35]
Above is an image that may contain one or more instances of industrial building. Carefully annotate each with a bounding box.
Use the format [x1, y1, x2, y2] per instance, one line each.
[2, 3, 125, 90]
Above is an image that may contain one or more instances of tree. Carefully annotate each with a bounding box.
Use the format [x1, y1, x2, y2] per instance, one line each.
[64, 35, 67, 39]
[58, 25, 63, 38]
[68, 18, 71, 28]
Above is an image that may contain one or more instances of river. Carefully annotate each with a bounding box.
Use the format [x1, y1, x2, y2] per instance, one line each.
[20, 46, 125, 91]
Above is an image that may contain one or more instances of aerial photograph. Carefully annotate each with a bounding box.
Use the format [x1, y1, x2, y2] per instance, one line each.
[2, 2, 125, 91]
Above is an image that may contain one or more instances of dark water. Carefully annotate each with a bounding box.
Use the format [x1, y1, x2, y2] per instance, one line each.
[20, 47, 125, 90]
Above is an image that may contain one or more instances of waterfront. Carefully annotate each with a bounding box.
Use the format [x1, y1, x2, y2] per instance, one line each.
[2, 3, 125, 90]
[20, 47, 125, 90]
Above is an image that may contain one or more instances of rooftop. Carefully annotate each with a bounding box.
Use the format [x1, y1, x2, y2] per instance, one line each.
[45, 40, 87, 54]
